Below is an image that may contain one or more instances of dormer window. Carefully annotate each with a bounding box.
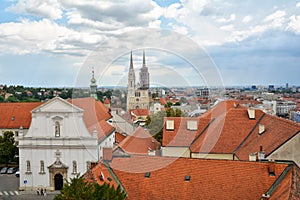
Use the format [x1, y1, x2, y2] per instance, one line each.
[166, 120, 174, 131]
[55, 121, 60, 137]
[187, 120, 197, 131]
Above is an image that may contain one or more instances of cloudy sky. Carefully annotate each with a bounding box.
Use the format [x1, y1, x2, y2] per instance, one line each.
[0, 0, 300, 88]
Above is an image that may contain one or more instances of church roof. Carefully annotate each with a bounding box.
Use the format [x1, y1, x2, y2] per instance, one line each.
[0, 102, 42, 129]
[69, 97, 114, 141]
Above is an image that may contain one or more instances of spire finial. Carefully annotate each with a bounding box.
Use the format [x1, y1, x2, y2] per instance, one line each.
[143, 49, 146, 68]
[130, 51, 133, 69]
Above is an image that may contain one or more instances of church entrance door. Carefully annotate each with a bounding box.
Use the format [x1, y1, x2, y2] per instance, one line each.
[54, 173, 63, 190]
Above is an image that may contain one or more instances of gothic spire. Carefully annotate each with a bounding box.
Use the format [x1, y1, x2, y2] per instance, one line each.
[130, 51, 133, 69]
[143, 49, 146, 68]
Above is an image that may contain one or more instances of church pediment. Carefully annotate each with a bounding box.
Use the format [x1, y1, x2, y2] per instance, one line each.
[48, 160, 69, 169]
[32, 96, 83, 113]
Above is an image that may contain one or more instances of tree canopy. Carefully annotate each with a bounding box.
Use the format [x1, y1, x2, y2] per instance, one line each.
[0, 131, 18, 164]
[54, 175, 126, 200]
[146, 108, 184, 144]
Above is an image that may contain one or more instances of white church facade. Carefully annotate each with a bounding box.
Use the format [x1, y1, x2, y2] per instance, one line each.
[18, 72, 115, 191]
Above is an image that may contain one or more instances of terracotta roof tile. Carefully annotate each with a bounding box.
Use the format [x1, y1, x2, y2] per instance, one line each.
[163, 117, 211, 147]
[190, 108, 264, 153]
[235, 114, 300, 160]
[117, 126, 160, 154]
[85, 162, 118, 188]
[163, 100, 300, 159]
[115, 132, 126, 144]
[109, 156, 295, 200]
[0, 102, 42, 129]
[69, 97, 114, 140]
[129, 109, 150, 117]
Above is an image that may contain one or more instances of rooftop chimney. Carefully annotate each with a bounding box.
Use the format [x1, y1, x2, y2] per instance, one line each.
[268, 160, 275, 176]
[247, 108, 255, 119]
[249, 153, 257, 161]
[258, 145, 265, 161]
[259, 124, 265, 135]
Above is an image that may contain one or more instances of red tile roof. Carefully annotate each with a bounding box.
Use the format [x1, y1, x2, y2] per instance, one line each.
[117, 126, 160, 154]
[109, 156, 297, 200]
[163, 117, 211, 147]
[115, 132, 126, 144]
[129, 109, 150, 117]
[160, 98, 166, 105]
[235, 114, 300, 160]
[69, 97, 114, 141]
[84, 162, 118, 188]
[190, 107, 265, 154]
[163, 100, 300, 159]
[104, 98, 110, 104]
[0, 102, 42, 129]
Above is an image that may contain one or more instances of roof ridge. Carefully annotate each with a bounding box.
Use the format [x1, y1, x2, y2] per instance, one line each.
[264, 164, 293, 197]
[233, 113, 266, 154]
[266, 113, 300, 127]
[190, 118, 216, 147]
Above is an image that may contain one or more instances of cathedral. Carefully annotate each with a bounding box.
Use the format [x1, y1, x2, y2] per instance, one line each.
[127, 50, 150, 110]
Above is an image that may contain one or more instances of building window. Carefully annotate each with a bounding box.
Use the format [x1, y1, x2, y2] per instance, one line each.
[72, 161, 77, 175]
[15, 131, 19, 137]
[39, 160, 45, 174]
[86, 161, 91, 171]
[25, 160, 31, 174]
[55, 121, 60, 137]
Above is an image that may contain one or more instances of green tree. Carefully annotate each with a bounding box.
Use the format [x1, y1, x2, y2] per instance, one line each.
[0, 131, 18, 164]
[6, 95, 19, 102]
[54, 175, 126, 200]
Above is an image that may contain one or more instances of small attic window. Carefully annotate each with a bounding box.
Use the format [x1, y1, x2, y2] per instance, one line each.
[145, 172, 151, 178]
[247, 109, 255, 119]
[107, 177, 112, 182]
[185, 175, 190, 182]
[166, 120, 174, 130]
[11, 116, 15, 121]
[187, 120, 197, 131]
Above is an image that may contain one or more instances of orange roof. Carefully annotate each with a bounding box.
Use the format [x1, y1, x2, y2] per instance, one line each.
[160, 98, 166, 105]
[115, 132, 126, 144]
[69, 97, 114, 141]
[163, 100, 300, 159]
[109, 156, 297, 200]
[235, 114, 300, 160]
[163, 117, 211, 147]
[190, 107, 265, 154]
[84, 162, 118, 188]
[117, 126, 160, 154]
[129, 109, 150, 117]
[104, 98, 110, 104]
[0, 102, 42, 129]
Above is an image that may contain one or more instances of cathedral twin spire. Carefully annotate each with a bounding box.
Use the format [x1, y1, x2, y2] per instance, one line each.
[128, 50, 149, 90]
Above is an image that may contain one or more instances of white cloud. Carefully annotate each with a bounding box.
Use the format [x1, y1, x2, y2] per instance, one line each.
[296, 2, 300, 7]
[264, 10, 286, 22]
[220, 24, 234, 31]
[242, 15, 252, 23]
[0, 19, 103, 55]
[217, 14, 236, 23]
[286, 15, 300, 34]
[7, 0, 62, 20]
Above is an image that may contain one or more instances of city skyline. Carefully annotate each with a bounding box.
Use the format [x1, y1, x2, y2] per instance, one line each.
[0, 1, 300, 87]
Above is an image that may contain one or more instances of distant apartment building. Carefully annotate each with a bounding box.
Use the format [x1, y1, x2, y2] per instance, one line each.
[276, 101, 296, 117]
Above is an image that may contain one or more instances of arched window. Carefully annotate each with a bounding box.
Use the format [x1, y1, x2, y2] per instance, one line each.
[40, 160, 45, 174]
[72, 161, 77, 174]
[55, 121, 60, 137]
[25, 160, 31, 174]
